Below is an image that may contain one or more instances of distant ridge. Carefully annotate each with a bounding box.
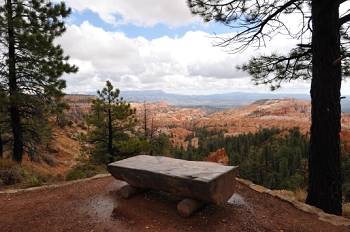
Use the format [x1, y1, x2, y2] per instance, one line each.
[120, 90, 312, 109]
[66, 90, 350, 113]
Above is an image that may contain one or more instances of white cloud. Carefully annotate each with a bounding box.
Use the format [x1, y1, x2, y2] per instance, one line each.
[54, 0, 350, 96]
[56, 0, 199, 27]
[57, 20, 306, 95]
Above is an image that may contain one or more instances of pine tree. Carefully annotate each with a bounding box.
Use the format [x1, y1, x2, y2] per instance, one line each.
[83, 81, 137, 163]
[152, 133, 171, 157]
[187, 0, 348, 215]
[0, 0, 78, 163]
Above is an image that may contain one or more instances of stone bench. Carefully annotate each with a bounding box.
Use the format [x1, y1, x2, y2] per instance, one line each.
[107, 155, 238, 217]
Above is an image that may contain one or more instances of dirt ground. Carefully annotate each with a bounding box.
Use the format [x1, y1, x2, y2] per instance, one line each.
[0, 176, 348, 232]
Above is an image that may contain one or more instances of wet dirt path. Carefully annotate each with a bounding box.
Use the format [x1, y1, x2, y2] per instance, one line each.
[0, 176, 346, 232]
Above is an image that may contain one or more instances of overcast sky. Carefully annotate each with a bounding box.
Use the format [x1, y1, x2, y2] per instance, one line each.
[53, 0, 350, 96]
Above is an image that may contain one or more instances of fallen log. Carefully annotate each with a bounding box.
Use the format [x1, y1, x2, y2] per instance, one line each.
[120, 184, 146, 199]
[177, 198, 205, 217]
[108, 155, 238, 205]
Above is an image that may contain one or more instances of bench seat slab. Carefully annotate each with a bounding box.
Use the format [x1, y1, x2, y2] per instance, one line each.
[107, 155, 238, 205]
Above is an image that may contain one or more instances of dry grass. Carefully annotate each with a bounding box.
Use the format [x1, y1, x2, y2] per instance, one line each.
[291, 188, 350, 219]
[274, 189, 307, 202]
[0, 159, 23, 188]
[0, 158, 64, 189]
[40, 154, 58, 166]
[294, 188, 308, 202]
[0, 158, 18, 168]
[343, 203, 350, 218]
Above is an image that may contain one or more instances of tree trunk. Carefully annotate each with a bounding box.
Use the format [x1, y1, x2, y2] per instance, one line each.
[7, 0, 24, 163]
[306, 0, 342, 215]
[0, 132, 3, 158]
[10, 107, 23, 163]
[108, 107, 113, 156]
[143, 101, 148, 137]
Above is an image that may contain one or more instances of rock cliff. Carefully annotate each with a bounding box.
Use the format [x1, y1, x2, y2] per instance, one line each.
[204, 148, 229, 165]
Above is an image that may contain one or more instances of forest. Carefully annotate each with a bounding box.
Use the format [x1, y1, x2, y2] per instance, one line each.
[170, 127, 350, 203]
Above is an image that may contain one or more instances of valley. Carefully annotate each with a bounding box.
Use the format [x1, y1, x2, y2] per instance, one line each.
[16, 94, 350, 181]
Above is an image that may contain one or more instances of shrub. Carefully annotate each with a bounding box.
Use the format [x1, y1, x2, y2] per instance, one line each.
[41, 154, 58, 166]
[20, 166, 46, 187]
[65, 170, 86, 181]
[77, 145, 91, 163]
[0, 159, 23, 186]
[65, 164, 106, 181]
[0, 165, 23, 186]
[90, 149, 113, 164]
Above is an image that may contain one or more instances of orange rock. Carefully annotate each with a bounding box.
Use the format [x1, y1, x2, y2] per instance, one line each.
[204, 148, 229, 165]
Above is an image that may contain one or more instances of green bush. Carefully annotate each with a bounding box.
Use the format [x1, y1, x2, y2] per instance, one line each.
[20, 166, 46, 187]
[87, 143, 114, 164]
[65, 164, 106, 181]
[65, 170, 86, 181]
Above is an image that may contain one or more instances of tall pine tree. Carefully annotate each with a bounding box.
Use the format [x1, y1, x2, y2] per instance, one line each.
[83, 80, 137, 164]
[0, 0, 78, 163]
[187, 0, 349, 215]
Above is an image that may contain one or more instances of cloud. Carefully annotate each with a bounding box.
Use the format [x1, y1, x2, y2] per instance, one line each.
[53, 0, 320, 96]
[57, 23, 306, 95]
[57, 0, 200, 27]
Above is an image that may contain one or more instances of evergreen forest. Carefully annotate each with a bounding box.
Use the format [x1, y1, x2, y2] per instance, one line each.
[170, 127, 350, 202]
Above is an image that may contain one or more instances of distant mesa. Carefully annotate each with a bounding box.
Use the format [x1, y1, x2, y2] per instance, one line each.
[63, 90, 350, 113]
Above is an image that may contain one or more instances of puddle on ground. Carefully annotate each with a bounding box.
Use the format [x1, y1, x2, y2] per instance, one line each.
[79, 180, 126, 224]
[88, 195, 116, 222]
[78, 194, 129, 230]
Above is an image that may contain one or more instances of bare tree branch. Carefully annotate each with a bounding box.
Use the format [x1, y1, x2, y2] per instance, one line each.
[339, 13, 350, 26]
[332, 52, 350, 66]
[188, 0, 308, 53]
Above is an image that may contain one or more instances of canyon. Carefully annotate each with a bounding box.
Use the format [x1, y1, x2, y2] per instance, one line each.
[6, 95, 349, 231]
[22, 95, 350, 175]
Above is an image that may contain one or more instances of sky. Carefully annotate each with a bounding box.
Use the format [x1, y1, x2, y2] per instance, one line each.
[53, 0, 350, 96]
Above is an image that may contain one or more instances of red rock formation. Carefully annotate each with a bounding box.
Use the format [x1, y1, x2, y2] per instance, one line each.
[191, 137, 199, 149]
[63, 94, 96, 120]
[204, 148, 229, 165]
[61, 97, 350, 153]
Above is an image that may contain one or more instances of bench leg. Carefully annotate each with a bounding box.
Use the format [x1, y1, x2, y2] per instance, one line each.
[177, 198, 204, 217]
[120, 184, 146, 199]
